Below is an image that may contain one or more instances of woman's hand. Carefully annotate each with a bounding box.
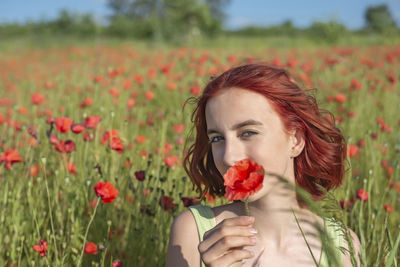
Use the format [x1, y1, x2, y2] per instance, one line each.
[198, 216, 258, 267]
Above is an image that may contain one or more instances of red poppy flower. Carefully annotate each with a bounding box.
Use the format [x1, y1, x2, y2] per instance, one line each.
[223, 159, 265, 201]
[32, 239, 48, 257]
[66, 162, 76, 175]
[334, 93, 347, 103]
[31, 93, 45, 105]
[135, 135, 147, 144]
[164, 155, 179, 168]
[93, 181, 119, 204]
[110, 137, 124, 154]
[0, 149, 23, 170]
[190, 86, 201, 96]
[347, 145, 359, 157]
[135, 170, 145, 181]
[383, 203, 393, 213]
[112, 259, 123, 267]
[101, 130, 119, 145]
[79, 97, 93, 108]
[181, 196, 200, 207]
[55, 117, 73, 133]
[84, 242, 98, 255]
[159, 196, 176, 211]
[173, 123, 185, 134]
[357, 189, 368, 201]
[54, 140, 76, 153]
[145, 91, 155, 100]
[85, 115, 101, 129]
[71, 123, 85, 134]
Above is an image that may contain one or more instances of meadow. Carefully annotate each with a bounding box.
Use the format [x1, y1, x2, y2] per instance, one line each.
[0, 36, 399, 266]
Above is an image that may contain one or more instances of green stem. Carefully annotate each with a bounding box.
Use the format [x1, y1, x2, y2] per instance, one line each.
[245, 198, 250, 216]
[76, 198, 100, 267]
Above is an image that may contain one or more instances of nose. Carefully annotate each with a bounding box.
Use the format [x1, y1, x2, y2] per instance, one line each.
[222, 137, 243, 168]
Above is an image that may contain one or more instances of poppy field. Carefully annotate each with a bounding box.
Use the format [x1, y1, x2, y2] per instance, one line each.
[0, 38, 399, 266]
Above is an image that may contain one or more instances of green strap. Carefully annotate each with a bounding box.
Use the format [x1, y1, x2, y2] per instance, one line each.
[319, 218, 344, 266]
[189, 205, 216, 242]
[189, 205, 216, 267]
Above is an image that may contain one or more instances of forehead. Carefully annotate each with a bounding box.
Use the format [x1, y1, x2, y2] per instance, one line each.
[205, 87, 282, 128]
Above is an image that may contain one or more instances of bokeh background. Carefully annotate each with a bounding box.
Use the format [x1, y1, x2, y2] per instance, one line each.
[0, 1, 399, 267]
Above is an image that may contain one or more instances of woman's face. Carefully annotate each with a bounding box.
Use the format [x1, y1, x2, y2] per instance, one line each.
[205, 87, 302, 199]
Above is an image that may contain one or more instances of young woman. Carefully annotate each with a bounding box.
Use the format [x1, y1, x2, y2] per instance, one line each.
[166, 64, 361, 267]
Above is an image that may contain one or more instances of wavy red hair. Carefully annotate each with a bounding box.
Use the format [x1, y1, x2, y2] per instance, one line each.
[183, 63, 346, 201]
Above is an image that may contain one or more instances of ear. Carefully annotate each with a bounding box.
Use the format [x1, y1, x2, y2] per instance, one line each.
[288, 129, 305, 158]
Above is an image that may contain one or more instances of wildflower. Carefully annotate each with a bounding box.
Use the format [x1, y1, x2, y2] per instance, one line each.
[334, 93, 347, 103]
[55, 117, 73, 133]
[223, 159, 265, 201]
[135, 170, 145, 181]
[159, 196, 176, 212]
[112, 259, 123, 267]
[101, 130, 119, 145]
[173, 123, 185, 134]
[31, 93, 45, 105]
[164, 155, 179, 168]
[357, 189, 369, 201]
[71, 123, 85, 134]
[84, 242, 98, 255]
[93, 181, 119, 204]
[85, 115, 101, 129]
[32, 239, 48, 257]
[383, 203, 393, 213]
[0, 149, 23, 170]
[348, 145, 359, 157]
[135, 135, 147, 144]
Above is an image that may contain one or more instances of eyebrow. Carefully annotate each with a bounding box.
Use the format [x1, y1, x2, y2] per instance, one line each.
[207, 119, 263, 135]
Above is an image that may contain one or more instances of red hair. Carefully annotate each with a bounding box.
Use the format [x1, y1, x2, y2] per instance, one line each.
[184, 63, 346, 200]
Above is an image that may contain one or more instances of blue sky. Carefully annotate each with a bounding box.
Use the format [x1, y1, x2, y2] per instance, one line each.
[0, 0, 399, 30]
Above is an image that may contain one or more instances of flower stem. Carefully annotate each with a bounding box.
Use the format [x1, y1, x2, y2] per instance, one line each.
[77, 198, 100, 267]
[245, 198, 250, 216]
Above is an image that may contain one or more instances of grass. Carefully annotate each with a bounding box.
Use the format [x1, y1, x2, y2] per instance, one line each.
[0, 36, 399, 266]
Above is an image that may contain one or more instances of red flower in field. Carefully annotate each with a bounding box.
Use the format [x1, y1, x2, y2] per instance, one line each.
[101, 130, 120, 145]
[112, 259, 123, 267]
[163, 142, 173, 156]
[135, 135, 147, 144]
[135, 170, 145, 181]
[79, 97, 93, 108]
[83, 132, 94, 142]
[357, 189, 368, 201]
[93, 75, 103, 83]
[164, 155, 179, 168]
[350, 78, 362, 90]
[55, 117, 73, 133]
[93, 181, 119, 204]
[126, 98, 135, 109]
[54, 140, 76, 153]
[223, 159, 265, 201]
[66, 162, 76, 175]
[334, 93, 347, 103]
[71, 123, 85, 134]
[49, 133, 59, 145]
[383, 203, 393, 213]
[347, 145, 359, 157]
[173, 123, 185, 134]
[85, 115, 101, 129]
[32, 239, 48, 257]
[340, 200, 353, 210]
[190, 86, 201, 96]
[84, 242, 98, 255]
[109, 88, 120, 97]
[159, 196, 176, 212]
[145, 91, 155, 100]
[110, 137, 124, 154]
[30, 164, 40, 176]
[31, 93, 45, 105]
[0, 149, 23, 170]
[181, 196, 200, 207]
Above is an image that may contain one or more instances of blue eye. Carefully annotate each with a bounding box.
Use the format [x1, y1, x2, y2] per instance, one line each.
[241, 131, 257, 138]
[210, 136, 224, 143]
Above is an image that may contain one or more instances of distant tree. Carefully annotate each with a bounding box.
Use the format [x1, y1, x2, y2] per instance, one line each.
[106, 0, 230, 40]
[365, 4, 397, 33]
[307, 20, 348, 43]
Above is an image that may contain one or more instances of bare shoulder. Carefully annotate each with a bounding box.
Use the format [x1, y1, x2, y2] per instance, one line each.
[166, 209, 200, 267]
[342, 227, 362, 267]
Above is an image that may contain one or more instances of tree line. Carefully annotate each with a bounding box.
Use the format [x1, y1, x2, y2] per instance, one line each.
[0, 1, 398, 42]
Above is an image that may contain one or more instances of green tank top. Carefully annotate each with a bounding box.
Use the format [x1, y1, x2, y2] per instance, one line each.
[189, 205, 344, 267]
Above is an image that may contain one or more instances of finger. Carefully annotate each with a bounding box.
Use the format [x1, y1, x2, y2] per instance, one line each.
[204, 247, 254, 267]
[203, 216, 255, 241]
[199, 225, 257, 253]
[202, 236, 257, 263]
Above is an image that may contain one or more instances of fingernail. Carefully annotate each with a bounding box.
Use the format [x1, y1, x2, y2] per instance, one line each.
[250, 237, 257, 244]
[249, 228, 258, 234]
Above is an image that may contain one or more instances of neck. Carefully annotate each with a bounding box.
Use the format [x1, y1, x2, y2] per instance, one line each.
[244, 187, 307, 250]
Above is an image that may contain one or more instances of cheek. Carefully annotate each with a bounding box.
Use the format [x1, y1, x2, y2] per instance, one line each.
[250, 138, 290, 172]
[211, 144, 225, 173]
